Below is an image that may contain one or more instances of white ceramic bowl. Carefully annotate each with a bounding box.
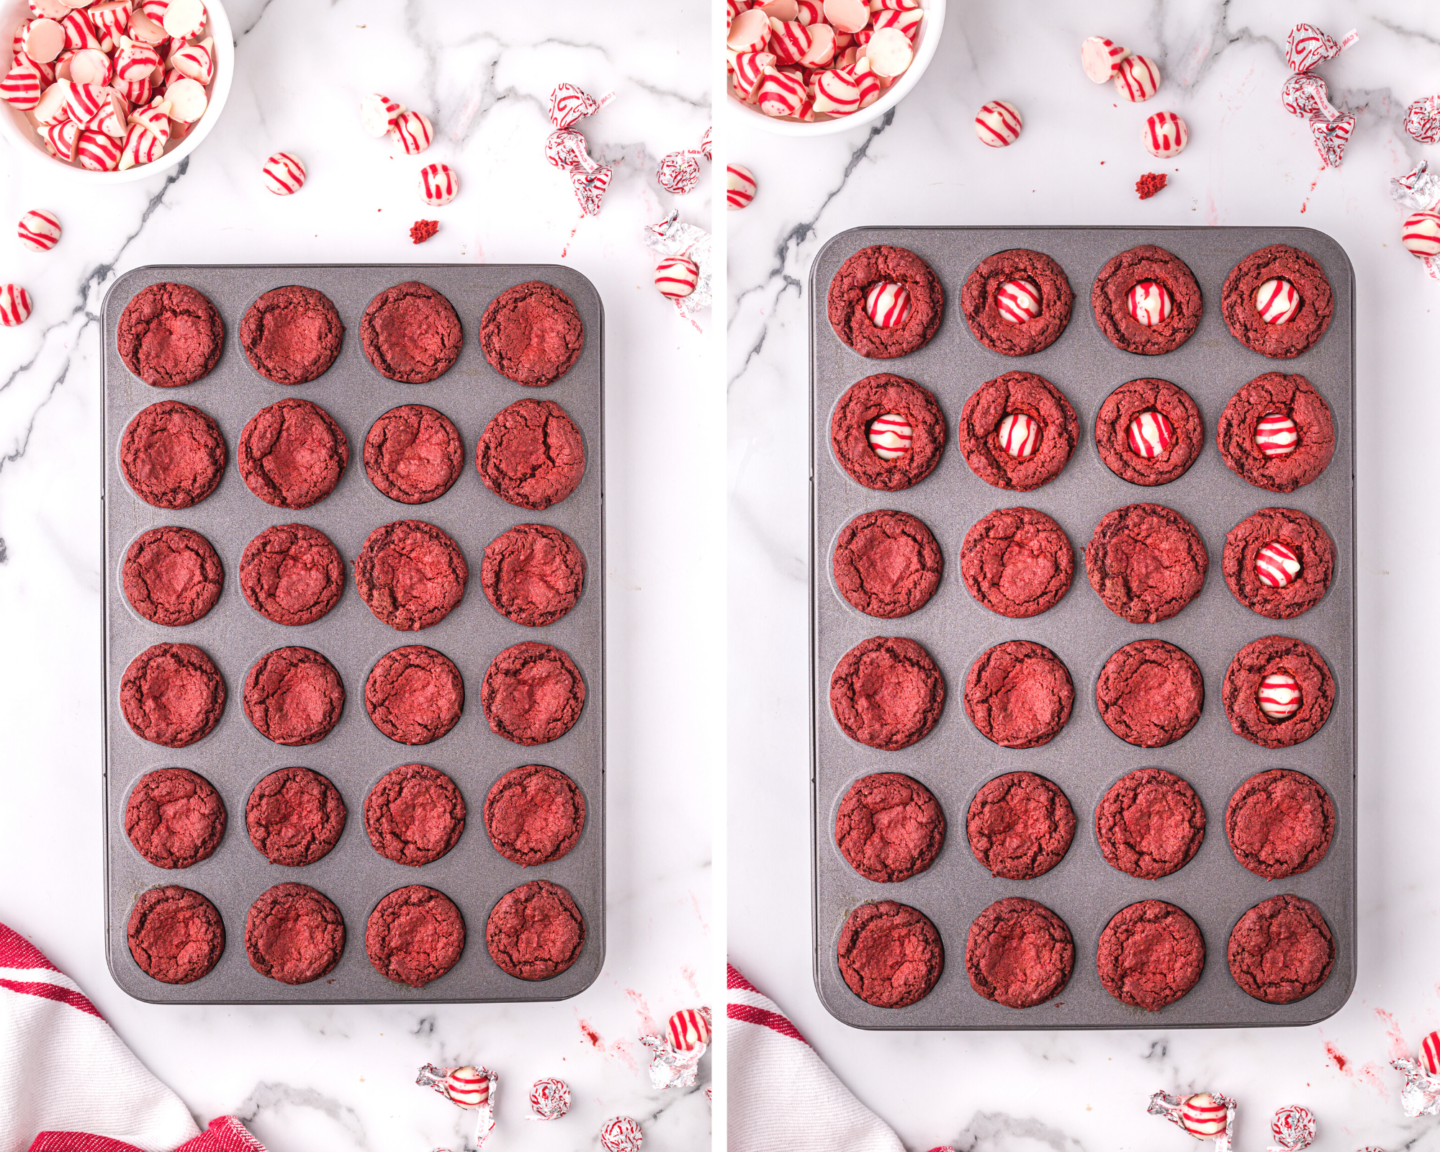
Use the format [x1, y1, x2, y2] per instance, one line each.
[0, 0, 233, 183]
[726, 0, 945, 137]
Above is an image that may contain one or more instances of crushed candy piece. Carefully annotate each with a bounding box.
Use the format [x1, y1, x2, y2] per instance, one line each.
[410, 219, 438, 244]
[1136, 172, 1168, 199]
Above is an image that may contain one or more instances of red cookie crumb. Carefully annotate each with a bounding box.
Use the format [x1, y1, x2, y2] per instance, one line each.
[411, 220, 438, 244]
[1137, 173, 1168, 200]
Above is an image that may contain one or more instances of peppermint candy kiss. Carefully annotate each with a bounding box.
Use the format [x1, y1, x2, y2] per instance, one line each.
[601, 1116, 644, 1152]
[1081, 36, 1131, 83]
[1126, 280, 1172, 326]
[997, 412, 1039, 458]
[1143, 111, 1188, 158]
[419, 163, 459, 206]
[1258, 672, 1301, 719]
[261, 152, 305, 195]
[996, 279, 1040, 323]
[975, 100, 1022, 147]
[1255, 542, 1301, 588]
[391, 110, 433, 155]
[443, 1066, 488, 1107]
[1179, 1093, 1229, 1138]
[727, 164, 756, 210]
[865, 281, 912, 327]
[17, 209, 61, 252]
[1126, 410, 1173, 458]
[1255, 413, 1298, 457]
[1422, 1030, 1440, 1075]
[1403, 211, 1440, 258]
[1114, 55, 1160, 102]
[529, 1077, 570, 1120]
[654, 256, 700, 300]
[1256, 278, 1301, 324]
[1269, 1104, 1316, 1152]
[667, 1007, 711, 1052]
[0, 284, 33, 326]
[868, 414, 912, 460]
[361, 93, 405, 137]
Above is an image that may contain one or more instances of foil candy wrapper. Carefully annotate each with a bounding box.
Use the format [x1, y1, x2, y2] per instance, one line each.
[1310, 114, 1355, 168]
[1285, 23, 1358, 74]
[658, 129, 713, 194]
[545, 82, 615, 216]
[1392, 160, 1440, 212]
[416, 1063, 498, 1148]
[1268, 1104, 1316, 1152]
[641, 1032, 703, 1089]
[1149, 1090, 1237, 1152]
[1282, 74, 1340, 121]
[526, 1076, 571, 1121]
[1406, 96, 1440, 145]
[1392, 1056, 1440, 1116]
[645, 210, 713, 321]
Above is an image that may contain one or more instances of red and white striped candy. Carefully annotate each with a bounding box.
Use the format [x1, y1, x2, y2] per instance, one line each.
[120, 77, 152, 106]
[1310, 114, 1354, 168]
[1406, 95, 1440, 146]
[1254, 412, 1298, 457]
[117, 119, 161, 168]
[169, 37, 212, 84]
[813, 67, 861, 115]
[1143, 111, 1187, 157]
[17, 209, 61, 252]
[68, 47, 113, 85]
[76, 125, 121, 169]
[756, 67, 806, 118]
[1402, 211, 1440, 258]
[443, 1066, 488, 1108]
[1281, 73, 1338, 120]
[65, 79, 103, 122]
[89, 2, 133, 49]
[727, 163, 756, 209]
[821, 0, 868, 34]
[850, 61, 881, 108]
[1286, 23, 1343, 74]
[727, 7, 770, 52]
[1258, 672, 1300, 720]
[1126, 280, 1172, 326]
[22, 18, 65, 63]
[129, 96, 171, 141]
[865, 281, 911, 327]
[1179, 1094, 1228, 1138]
[26, 0, 70, 19]
[655, 256, 700, 300]
[1421, 1030, 1440, 1075]
[59, 8, 98, 51]
[32, 80, 69, 124]
[41, 117, 78, 160]
[668, 1008, 711, 1052]
[996, 279, 1040, 323]
[1126, 410, 1174, 458]
[87, 89, 129, 139]
[1081, 36, 1129, 82]
[1269, 1105, 1315, 1152]
[730, 50, 776, 99]
[360, 92, 404, 136]
[113, 39, 159, 81]
[0, 284, 33, 326]
[127, 9, 166, 45]
[867, 413, 911, 459]
[796, 0, 823, 24]
[164, 76, 206, 122]
[160, 0, 204, 40]
[1255, 541, 1301, 588]
[261, 151, 305, 195]
[1114, 55, 1160, 102]
[769, 17, 811, 64]
[390, 109, 432, 154]
[975, 99, 1021, 147]
[1, 61, 44, 110]
[800, 22, 836, 66]
[1256, 278, 1300, 324]
[872, 8, 920, 39]
[997, 411, 1040, 458]
[600, 1117, 643, 1152]
[864, 26, 912, 76]
[419, 162, 458, 206]
[141, 0, 169, 23]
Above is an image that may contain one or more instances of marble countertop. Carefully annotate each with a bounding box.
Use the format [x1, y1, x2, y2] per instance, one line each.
[0, 0, 715, 1149]
[728, 0, 1440, 1148]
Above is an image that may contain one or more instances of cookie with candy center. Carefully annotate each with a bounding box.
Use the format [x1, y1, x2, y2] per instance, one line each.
[961, 250, 1074, 356]
[1223, 507, 1333, 619]
[828, 244, 943, 358]
[830, 374, 946, 491]
[1216, 372, 1333, 492]
[1222, 635, 1334, 748]
[1092, 245, 1201, 355]
[1256, 278, 1301, 323]
[1095, 378, 1202, 486]
[996, 279, 1040, 323]
[1221, 243, 1333, 358]
[958, 371, 1078, 490]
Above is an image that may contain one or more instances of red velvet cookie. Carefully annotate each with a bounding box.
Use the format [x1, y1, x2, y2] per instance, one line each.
[830, 374, 947, 492]
[239, 285, 344, 385]
[239, 523, 345, 626]
[120, 643, 225, 748]
[238, 398, 349, 509]
[242, 646, 345, 747]
[960, 249, 1074, 356]
[963, 640, 1073, 749]
[127, 885, 224, 984]
[364, 763, 466, 866]
[957, 372, 1078, 491]
[480, 641, 586, 746]
[117, 282, 224, 388]
[364, 404, 464, 504]
[834, 772, 945, 883]
[1216, 372, 1334, 493]
[1097, 900, 1205, 1011]
[484, 764, 586, 867]
[1096, 768, 1206, 880]
[366, 885, 465, 988]
[365, 645, 463, 745]
[244, 882, 344, 984]
[1223, 508, 1334, 619]
[1091, 245, 1203, 355]
[246, 766, 347, 866]
[959, 507, 1073, 619]
[1228, 894, 1334, 1003]
[1094, 379, 1204, 486]
[1221, 244, 1334, 359]
[1085, 503, 1208, 624]
[966, 772, 1075, 880]
[837, 900, 943, 1008]
[479, 281, 585, 385]
[122, 526, 223, 626]
[966, 897, 1073, 1009]
[827, 245, 944, 359]
[475, 398, 586, 511]
[354, 520, 468, 631]
[1096, 640, 1204, 748]
[125, 768, 226, 868]
[360, 281, 462, 383]
[119, 401, 226, 510]
[486, 879, 586, 980]
[1226, 769, 1335, 879]
[481, 524, 586, 626]
[831, 510, 942, 619]
[829, 636, 945, 751]
[1222, 635, 1334, 749]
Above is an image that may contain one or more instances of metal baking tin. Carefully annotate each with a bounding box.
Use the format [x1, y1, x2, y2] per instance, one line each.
[809, 227, 1355, 1029]
[103, 264, 604, 1004]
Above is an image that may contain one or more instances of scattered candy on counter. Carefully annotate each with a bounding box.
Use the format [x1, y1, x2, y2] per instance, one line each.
[1127, 410, 1173, 458]
[726, 163, 756, 210]
[644, 210, 712, 321]
[0, 284, 32, 326]
[1407, 96, 1440, 144]
[641, 1006, 713, 1089]
[1281, 74, 1339, 120]
[1281, 23, 1358, 168]
[1149, 1091, 1236, 1152]
[526, 1077, 570, 1121]
[1081, 36, 1129, 82]
[17, 209, 61, 252]
[419, 162, 458, 206]
[392, 110, 433, 155]
[416, 1063, 497, 1148]
[997, 411, 1039, 458]
[1258, 672, 1301, 719]
[600, 1115, 643, 1152]
[654, 255, 700, 300]
[868, 413, 911, 459]
[1268, 1105, 1317, 1152]
[1422, 1029, 1440, 1074]
[410, 219, 438, 244]
[1137, 172, 1168, 199]
[1392, 1032, 1440, 1116]
[1286, 24, 1357, 74]
[545, 82, 614, 217]
[1257, 542, 1301, 588]
[1114, 55, 1161, 102]
[361, 93, 405, 136]
[1309, 114, 1354, 170]
[261, 152, 305, 195]
[658, 128, 712, 194]
[1144, 111, 1188, 158]
[1391, 161, 1440, 280]
[975, 100, 1022, 147]
[1403, 213, 1440, 257]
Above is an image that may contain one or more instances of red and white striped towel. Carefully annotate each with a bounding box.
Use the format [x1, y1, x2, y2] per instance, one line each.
[0, 922, 265, 1152]
[727, 964, 906, 1152]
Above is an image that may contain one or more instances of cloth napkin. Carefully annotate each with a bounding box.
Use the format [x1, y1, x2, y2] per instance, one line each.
[0, 922, 265, 1152]
[727, 963, 906, 1152]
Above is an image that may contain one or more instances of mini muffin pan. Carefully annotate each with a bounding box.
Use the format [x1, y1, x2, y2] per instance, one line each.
[809, 227, 1355, 1029]
[103, 264, 604, 1004]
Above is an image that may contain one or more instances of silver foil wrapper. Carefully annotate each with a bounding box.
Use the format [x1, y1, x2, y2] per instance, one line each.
[1267, 1104, 1316, 1152]
[1392, 1057, 1440, 1117]
[415, 1063, 498, 1148]
[640, 1032, 704, 1089]
[1148, 1090, 1237, 1152]
[644, 210, 713, 321]
[1391, 161, 1440, 212]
